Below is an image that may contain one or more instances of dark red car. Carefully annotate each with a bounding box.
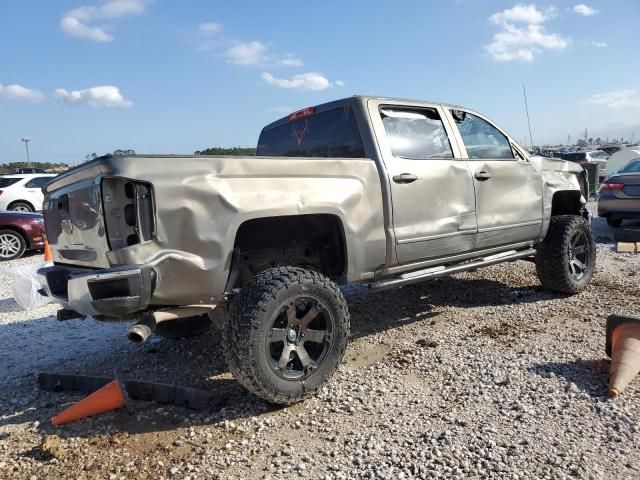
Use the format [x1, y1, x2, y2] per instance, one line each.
[0, 211, 46, 261]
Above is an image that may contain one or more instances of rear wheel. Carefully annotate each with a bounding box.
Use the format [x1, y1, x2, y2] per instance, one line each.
[535, 215, 595, 294]
[0, 229, 27, 261]
[606, 217, 622, 228]
[8, 202, 34, 213]
[224, 267, 349, 404]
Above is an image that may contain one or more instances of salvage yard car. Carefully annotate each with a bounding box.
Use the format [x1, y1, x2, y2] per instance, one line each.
[0, 211, 45, 261]
[598, 158, 640, 227]
[37, 96, 595, 404]
[0, 173, 57, 212]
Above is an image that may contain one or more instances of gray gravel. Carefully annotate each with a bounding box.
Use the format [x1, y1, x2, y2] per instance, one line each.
[1, 210, 639, 479]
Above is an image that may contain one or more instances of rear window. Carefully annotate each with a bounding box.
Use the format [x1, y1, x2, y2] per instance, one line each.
[257, 106, 365, 158]
[562, 153, 586, 162]
[0, 177, 22, 188]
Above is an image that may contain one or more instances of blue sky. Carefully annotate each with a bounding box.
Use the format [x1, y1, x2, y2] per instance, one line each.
[1, 0, 638, 164]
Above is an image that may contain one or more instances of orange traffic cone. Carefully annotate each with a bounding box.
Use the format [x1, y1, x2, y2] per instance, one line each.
[606, 315, 640, 399]
[43, 240, 52, 262]
[51, 380, 127, 426]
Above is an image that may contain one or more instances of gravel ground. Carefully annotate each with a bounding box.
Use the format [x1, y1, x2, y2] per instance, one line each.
[1, 211, 639, 479]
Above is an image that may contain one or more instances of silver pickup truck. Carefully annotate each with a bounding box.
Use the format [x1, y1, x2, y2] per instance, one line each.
[38, 96, 594, 404]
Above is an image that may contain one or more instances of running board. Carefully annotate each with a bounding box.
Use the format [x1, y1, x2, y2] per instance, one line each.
[369, 248, 536, 292]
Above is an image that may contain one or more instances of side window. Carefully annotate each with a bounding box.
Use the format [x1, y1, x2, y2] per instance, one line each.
[451, 110, 514, 160]
[25, 177, 52, 188]
[380, 108, 453, 159]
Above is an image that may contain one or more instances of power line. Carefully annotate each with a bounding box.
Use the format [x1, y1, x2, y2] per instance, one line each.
[522, 84, 534, 148]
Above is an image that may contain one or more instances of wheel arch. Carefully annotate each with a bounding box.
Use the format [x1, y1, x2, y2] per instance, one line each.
[7, 199, 35, 212]
[229, 213, 349, 288]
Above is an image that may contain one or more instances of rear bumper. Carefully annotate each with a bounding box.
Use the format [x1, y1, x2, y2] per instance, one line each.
[597, 196, 640, 219]
[37, 264, 155, 318]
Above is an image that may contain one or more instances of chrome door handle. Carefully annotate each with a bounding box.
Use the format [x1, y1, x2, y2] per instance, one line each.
[475, 171, 491, 181]
[392, 173, 418, 184]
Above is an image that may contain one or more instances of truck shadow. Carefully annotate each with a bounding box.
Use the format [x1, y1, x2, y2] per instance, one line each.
[530, 358, 611, 399]
[0, 269, 556, 440]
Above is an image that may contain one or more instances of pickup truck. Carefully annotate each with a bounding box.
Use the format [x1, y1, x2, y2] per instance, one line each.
[38, 96, 594, 404]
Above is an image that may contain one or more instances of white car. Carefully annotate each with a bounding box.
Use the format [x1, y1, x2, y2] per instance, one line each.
[0, 174, 57, 212]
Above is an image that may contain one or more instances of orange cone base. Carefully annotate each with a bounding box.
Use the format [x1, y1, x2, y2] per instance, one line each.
[51, 380, 126, 426]
[606, 315, 640, 399]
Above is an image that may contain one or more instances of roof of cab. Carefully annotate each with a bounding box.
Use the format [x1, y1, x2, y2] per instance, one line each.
[260, 95, 466, 132]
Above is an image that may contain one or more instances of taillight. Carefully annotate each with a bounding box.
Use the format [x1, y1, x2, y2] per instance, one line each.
[600, 181, 624, 191]
[288, 107, 315, 121]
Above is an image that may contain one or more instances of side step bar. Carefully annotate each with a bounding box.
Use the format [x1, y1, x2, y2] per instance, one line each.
[369, 248, 536, 292]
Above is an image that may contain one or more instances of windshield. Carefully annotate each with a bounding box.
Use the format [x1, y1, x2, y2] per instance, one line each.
[257, 105, 365, 158]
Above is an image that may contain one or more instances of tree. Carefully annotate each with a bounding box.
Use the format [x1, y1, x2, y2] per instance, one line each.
[85, 152, 98, 162]
[576, 139, 587, 148]
[113, 149, 136, 156]
[194, 147, 256, 156]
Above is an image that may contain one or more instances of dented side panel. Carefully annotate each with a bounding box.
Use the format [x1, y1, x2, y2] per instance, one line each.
[67, 156, 386, 305]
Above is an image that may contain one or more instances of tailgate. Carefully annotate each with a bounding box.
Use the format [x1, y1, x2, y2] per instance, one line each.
[43, 175, 110, 268]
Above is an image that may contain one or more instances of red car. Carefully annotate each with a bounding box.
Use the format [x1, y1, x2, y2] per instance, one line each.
[0, 211, 46, 261]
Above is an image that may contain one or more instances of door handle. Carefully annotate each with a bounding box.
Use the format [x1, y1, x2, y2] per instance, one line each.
[475, 171, 491, 181]
[392, 173, 418, 184]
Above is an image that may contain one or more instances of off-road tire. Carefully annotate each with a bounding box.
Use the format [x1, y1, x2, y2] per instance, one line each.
[155, 314, 211, 340]
[607, 217, 622, 228]
[223, 267, 349, 405]
[8, 201, 34, 213]
[0, 229, 27, 261]
[535, 215, 595, 294]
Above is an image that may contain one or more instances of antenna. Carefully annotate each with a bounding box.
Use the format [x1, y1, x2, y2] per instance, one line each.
[522, 84, 534, 148]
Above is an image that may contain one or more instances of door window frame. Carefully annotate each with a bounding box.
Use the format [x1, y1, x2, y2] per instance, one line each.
[442, 108, 530, 162]
[367, 99, 465, 166]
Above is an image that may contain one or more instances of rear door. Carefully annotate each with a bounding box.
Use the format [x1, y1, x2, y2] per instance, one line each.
[368, 99, 477, 264]
[446, 109, 543, 249]
[24, 176, 54, 211]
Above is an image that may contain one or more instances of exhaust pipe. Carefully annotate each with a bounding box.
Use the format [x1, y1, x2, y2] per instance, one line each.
[126, 306, 216, 344]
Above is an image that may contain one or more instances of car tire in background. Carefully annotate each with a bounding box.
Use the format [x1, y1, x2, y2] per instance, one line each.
[0, 229, 27, 261]
[223, 266, 350, 405]
[535, 215, 596, 294]
[606, 217, 623, 228]
[8, 201, 35, 213]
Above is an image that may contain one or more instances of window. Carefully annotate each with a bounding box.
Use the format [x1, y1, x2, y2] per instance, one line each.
[0, 177, 22, 188]
[451, 110, 514, 159]
[256, 105, 365, 158]
[380, 108, 453, 159]
[25, 176, 53, 188]
[621, 160, 640, 173]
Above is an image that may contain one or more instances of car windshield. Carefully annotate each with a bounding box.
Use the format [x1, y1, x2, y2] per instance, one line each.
[620, 159, 640, 173]
[0, 177, 23, 188]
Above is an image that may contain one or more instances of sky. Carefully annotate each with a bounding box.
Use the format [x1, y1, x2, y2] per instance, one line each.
[1, 0, 639, 164]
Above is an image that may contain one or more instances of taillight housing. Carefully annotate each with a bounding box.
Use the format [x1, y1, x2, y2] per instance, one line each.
[600, 181, 624, 191]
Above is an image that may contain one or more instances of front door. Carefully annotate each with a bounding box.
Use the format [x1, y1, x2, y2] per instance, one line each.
[447, 109, 543, 249]
[369, 101, 477, 264]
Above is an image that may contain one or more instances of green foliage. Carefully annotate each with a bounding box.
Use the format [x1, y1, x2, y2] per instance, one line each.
[0, 161, 69, 174]
[194, 147, 256, 156]
[113, 149, 136, 156]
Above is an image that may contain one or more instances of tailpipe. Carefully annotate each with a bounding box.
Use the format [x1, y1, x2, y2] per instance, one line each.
[127, 321, 153, 343]
[126, 306, 217, 344]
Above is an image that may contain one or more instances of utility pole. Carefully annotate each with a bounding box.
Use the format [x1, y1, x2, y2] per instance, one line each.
[567, 134, 571, 146]
[522, 84, 534, 148]
[584, 129, 588, 143]
[21, 137, 31, 167]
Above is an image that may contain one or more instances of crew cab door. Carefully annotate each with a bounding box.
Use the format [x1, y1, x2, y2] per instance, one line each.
[368, 100, 477, 264]
[446, 109, 543, 249]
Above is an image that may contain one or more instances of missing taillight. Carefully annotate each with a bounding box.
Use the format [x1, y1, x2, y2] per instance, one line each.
[102, 178, 155, 250]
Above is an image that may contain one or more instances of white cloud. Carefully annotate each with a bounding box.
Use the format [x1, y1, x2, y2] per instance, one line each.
[60, 0, 148, 42]
[54, 86, 133, 107]
[261, 72, 342, 91]
[591, 40, 607, 47]
[573, 4, 598, 16]
[199, 22, 221, 34]
[0, 83, 44, 102]
[225, 41, 303, 67]
[490, 4, 552, 25]
[485, 4, 568, 62]
[586, 89, 640, 109]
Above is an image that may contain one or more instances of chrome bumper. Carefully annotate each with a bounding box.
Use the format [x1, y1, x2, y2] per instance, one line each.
[37, 264, 155, 318]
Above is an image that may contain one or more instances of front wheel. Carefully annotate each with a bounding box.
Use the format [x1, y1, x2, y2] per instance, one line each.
[535, 215, 596, 294]
[223, 267, 350, 404]
[0, 229, 27, 261]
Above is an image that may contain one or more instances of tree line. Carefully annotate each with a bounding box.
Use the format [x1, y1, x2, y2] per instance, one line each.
[0, 161, 70, 174]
